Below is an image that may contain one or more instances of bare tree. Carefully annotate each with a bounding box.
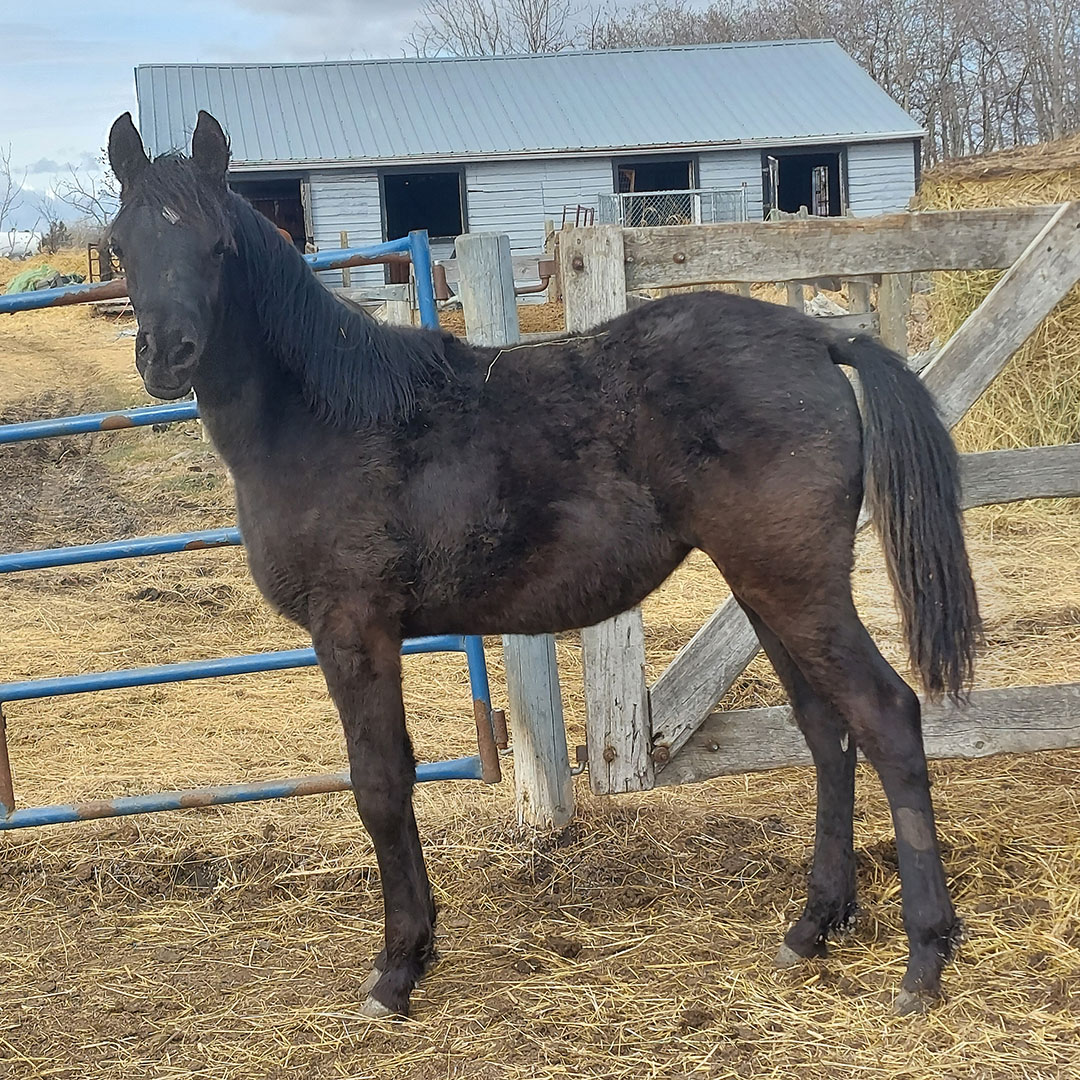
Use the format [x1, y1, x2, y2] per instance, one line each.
[409, 0, 578, 55]
[50, 149, 120, 234]
[0, 144, 26, 235]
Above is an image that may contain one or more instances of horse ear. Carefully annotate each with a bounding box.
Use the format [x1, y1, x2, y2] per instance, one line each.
[108, 113, 149, 195]
[191, 111, 230, 182]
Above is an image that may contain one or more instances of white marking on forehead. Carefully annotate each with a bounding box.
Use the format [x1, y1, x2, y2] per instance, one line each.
[161, 206, 181, 225]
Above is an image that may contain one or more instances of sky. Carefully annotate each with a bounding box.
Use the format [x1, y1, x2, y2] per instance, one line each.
[0, 1, 428, 227]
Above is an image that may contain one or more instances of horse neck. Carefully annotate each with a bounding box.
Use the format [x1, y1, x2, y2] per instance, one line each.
[189, 273, 287, 470]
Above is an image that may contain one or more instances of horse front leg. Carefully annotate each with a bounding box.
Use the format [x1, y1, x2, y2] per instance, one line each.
[313, 611, 435, 1018]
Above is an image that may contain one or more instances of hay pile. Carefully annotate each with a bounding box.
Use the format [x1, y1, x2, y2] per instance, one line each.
[0, 300, 1078, 1078]
[917, 142, 1080, 452]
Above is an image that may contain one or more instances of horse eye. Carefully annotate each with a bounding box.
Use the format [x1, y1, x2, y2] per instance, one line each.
[212, 241, 228, 258]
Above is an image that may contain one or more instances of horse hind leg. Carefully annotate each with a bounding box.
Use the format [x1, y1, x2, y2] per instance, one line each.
[739, 591, 958, 1012]
[735, 599, 859, 966]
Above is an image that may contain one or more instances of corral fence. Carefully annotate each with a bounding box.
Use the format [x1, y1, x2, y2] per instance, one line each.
[453, 205, 1080, 828]
[0, 230, 504, 831]
[597, 187, 749, 227]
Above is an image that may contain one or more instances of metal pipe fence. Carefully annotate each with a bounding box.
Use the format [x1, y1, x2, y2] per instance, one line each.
[0, 230, 500, 829]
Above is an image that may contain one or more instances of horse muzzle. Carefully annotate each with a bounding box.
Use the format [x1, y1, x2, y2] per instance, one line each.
[135, 328, 199, 399]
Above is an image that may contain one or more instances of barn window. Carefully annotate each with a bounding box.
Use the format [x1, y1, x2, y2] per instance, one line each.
[382, 170, 465, 243]
[762, 148, 846, 218]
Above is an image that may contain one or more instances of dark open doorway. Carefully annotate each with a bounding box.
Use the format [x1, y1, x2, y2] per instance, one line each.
[762, 149, 845, 218]
[229, 177, 307, 249]
[381, 170, 465, 283]
[615, 157, 693, 194]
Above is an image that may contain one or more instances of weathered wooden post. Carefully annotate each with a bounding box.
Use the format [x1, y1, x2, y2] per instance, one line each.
[846, 277, 872, 314]
[878, 273, 912, 355]
[456, 232, 574, 829]
[340, 231, 351, 289]
[558, 226, 655, 795]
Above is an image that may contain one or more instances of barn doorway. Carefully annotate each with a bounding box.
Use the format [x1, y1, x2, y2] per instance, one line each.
[382, 170, 465, 283]
[762, 149, 845, 218]
[229, 177, 307, 249]
[615, 157, 694, 194]
[612, 156, 696, 227]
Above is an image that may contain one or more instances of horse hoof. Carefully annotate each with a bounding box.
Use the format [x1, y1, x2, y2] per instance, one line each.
[360, 966, 383, 996]
[360, 994, 397, 1019]
[894, 988, 936, 1016]
[774, 942, 805, 970]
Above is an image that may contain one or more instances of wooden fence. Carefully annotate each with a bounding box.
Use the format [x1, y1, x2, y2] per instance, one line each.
[455, 205, 1080, 829]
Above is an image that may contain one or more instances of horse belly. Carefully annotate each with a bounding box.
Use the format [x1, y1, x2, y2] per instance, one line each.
[405, 487, 691, 637]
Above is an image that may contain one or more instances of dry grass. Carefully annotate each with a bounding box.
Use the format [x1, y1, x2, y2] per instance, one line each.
[918, 143, 1080, 452]
[0, 292, 1078, 1078]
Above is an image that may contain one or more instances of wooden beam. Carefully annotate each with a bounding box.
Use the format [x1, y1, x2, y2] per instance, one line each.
[560, 226, 653, 794]
[658, 684, 1080, 786]
[845, 278, 872, 314]
[622, 205, 1059, 288]
[457, 232, 573, 828]
[961, 443, 1080, 508]
[785, 281, 804, 311]
[878, 273, 912, 355]
[340, 231, 351, 289]
[922, 201, 1080, 428]
[816, 311, 880, 336]
[502, 635, 574, 829]
[648, 597, 759, 760]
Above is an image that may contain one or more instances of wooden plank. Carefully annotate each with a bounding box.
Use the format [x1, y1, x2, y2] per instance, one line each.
[502, 635, 574, 829]
[648, 597, 759, 759]
[560, 226, 628, 332]
[785, 282, 804, 312]
[438, 253, 550, 287]
[961, 444, 1080, 508]
[878, 273, 912, 355]
[456, 232, 521, 349]
[560, 226, 652, 794]
[457, 232, 573, 828]
[846, 277, 872, 314]
[658, 684, 1080, 786]
[340, 231, 351, 289]
[815, 311, 879, 336]
[622, 205, 1059, 289]
[582, 610, 654, 794]
[922, 201, 1080, 428]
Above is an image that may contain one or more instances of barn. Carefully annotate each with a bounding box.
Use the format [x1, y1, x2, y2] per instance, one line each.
[133, 40, 923, 285]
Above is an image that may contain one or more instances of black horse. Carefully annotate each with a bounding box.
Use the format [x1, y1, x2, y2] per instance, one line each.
[105, 111, 980, 1018]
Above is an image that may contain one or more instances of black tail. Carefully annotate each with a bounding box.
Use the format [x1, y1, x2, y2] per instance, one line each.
[830, 335, 981, 700]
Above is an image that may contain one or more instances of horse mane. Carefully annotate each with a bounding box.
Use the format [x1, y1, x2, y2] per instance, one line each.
[114, 153, 453, 427]
[226, 193, 453, 426]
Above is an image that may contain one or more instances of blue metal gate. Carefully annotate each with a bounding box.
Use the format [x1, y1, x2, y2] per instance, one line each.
[0, 230, 501, 829]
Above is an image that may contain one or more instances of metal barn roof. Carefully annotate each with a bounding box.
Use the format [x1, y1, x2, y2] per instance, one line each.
[135, 41, 922, 169]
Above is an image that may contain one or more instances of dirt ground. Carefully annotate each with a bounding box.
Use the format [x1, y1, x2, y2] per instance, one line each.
[0, 264, 1078, 1079]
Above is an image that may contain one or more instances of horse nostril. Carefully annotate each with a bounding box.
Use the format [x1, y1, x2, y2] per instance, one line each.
[174, 339, 197, 366]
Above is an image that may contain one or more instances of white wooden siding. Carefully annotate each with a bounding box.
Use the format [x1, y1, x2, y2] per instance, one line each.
[697, 149, 763, 220]
[846, 141, 917, 216]
[466, 159, 614, 252]
[307, 169, 383, 287]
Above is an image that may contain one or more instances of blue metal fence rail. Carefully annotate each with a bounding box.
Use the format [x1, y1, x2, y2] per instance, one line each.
[0, 231, 501, 829]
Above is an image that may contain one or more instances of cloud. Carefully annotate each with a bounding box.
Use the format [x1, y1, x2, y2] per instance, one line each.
[224, 0, 425, 58]
[26, 158, 64, 174]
